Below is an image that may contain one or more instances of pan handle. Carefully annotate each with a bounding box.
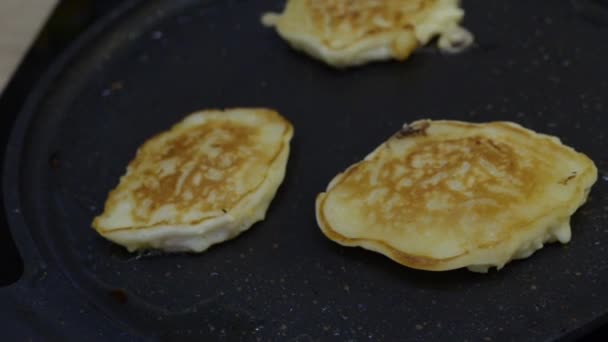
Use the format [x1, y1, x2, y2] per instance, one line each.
[0, 207, 62, 339]
[0, 265, 130, 341]
[2, 145, 48, 287]
[0, 206, 24, 287]
[0, 195, 128, 340]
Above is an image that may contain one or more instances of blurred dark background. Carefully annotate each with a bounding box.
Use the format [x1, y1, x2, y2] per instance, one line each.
[0, 0, 126, 286]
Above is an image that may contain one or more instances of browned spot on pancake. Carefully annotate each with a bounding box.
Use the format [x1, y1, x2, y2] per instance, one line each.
[337, 135, 535, 236]
[130, 121, 258, 222]
[560, 172, 578, 185]
[395, 120, 430, 138]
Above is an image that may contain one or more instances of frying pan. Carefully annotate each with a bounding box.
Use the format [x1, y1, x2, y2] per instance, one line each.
[2, 0, 608, 340]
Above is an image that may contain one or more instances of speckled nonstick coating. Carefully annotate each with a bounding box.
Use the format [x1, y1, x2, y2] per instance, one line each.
[2, 0, 608, 340]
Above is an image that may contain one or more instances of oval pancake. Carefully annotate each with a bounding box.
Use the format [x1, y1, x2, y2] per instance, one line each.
[316, 120, 598, 272]
[262, 0, 473, 68]
[93, 108, 293, 252]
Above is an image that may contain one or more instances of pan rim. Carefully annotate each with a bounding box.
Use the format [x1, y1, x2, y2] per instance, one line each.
[0, 0, 144, 287]
[0, 0, 606, 340]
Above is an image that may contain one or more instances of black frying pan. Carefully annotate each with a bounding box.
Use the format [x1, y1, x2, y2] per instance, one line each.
[2, 0, 608, 340]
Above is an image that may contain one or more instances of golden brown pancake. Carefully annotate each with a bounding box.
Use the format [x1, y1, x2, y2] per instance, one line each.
[316, 120, 597, 272]
[93, 108, 293, 252]
[262, 0, 474, 67]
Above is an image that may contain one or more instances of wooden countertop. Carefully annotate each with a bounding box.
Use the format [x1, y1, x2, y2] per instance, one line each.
[0, 0, 58, 92]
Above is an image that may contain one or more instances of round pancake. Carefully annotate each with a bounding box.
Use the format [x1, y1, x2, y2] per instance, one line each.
[262, 0, 473, 67]
[316, 120, 598, 272]
[93, 108, 293, 252]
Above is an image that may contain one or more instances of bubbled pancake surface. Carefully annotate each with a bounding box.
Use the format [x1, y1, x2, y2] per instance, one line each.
[93, 108, 293, 252]
[316, 120, 597, 271]
[263, 0, 467, 67]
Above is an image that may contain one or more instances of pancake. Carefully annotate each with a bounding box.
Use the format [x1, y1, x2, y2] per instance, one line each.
[262, 0, 474, 68]
[316, 120, 597, 272]
[93, 108, 293, 252]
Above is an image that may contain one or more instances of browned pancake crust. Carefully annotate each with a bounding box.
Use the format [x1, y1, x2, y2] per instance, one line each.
[316, 120, 597, 271]
[93, 109, 292, 233]
[305, 0, 436, 51]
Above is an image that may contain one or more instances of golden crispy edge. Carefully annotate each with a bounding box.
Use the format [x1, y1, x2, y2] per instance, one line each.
[92, 108, 294, 233]
[316, 191, 467, 271]
[315, 120, 597, 271]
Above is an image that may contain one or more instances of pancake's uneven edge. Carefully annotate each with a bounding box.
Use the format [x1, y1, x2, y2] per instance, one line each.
[316, 163, 596, 271]
[316, 120, 598, 271]
[265, 0, 468, 67]
[275, 30, 416, 68]
[316, 192, 465, 269]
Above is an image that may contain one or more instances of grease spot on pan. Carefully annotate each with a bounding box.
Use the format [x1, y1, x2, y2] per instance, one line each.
[49, 152, 61, 169]
[109, 288, 128, 304]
